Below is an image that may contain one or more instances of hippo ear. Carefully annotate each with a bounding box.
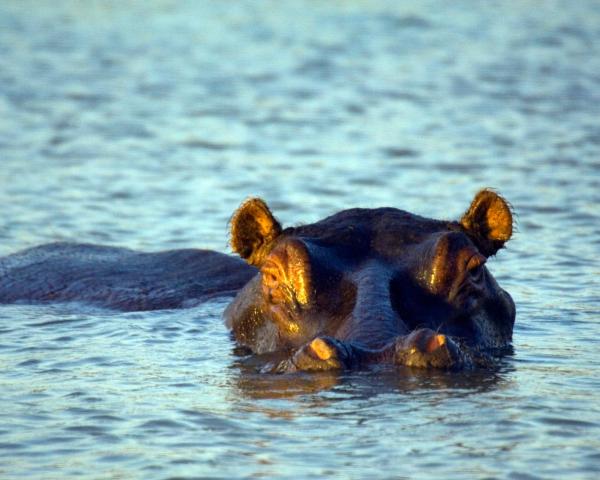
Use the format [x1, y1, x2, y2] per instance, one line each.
[460, 189, 513, 256]
[230, 198, 282, 266]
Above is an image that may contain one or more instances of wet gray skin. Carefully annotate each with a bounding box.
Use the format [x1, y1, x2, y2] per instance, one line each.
[0, 189, 515, 372]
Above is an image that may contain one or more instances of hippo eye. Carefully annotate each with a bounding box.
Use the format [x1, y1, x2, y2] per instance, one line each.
[260, 240, 313, 307]
[261, 264, 282, 289]
[260, 263, 288, 305]
[470, 264, 483, 282]
[466, 254, 486, 282]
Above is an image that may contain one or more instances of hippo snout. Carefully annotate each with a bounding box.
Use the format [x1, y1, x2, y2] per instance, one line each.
[394, 329, 463, 369]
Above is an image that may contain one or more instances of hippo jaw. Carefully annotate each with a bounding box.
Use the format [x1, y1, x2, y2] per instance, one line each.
[225, 189, 516, 370]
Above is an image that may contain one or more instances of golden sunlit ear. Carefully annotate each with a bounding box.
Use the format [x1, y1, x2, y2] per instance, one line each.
[230, 198, 282, 266]
[460, 189, 513, 256]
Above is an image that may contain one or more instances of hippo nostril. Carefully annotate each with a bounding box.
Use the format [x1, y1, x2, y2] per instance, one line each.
[310, 337, 334, 360]
[425, 333, 446, 353]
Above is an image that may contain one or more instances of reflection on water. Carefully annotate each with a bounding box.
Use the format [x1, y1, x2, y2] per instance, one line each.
[233, 363, 512, 403]
[1, 0, 600, 479]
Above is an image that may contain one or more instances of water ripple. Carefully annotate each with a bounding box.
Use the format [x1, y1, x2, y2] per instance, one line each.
[1, 1, 599, 479]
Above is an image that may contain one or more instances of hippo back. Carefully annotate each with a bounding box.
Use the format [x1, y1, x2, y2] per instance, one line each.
[0, 243, 256, 311]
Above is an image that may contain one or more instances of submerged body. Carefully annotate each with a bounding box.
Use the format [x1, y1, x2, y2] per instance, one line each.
[0, 189, 515, 372]
[0, 243, 256, 311]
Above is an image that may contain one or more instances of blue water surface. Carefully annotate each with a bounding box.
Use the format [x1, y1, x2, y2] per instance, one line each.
[1, 1, 599, 479]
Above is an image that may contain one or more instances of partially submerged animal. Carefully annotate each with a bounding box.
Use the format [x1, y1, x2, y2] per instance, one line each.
[0, 189, 515, 372]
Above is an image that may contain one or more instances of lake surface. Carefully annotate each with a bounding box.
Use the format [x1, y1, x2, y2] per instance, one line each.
[1, 1, 599, 478]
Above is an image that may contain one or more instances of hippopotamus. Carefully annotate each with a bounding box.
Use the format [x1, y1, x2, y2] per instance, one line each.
[0, 189, 515, 372]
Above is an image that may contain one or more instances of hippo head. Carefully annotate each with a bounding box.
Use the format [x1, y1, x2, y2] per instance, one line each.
[224, 190, 515, 368]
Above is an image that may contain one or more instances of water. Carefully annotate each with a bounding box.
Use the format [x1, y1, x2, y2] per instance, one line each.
[1, 0, 599, 478]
